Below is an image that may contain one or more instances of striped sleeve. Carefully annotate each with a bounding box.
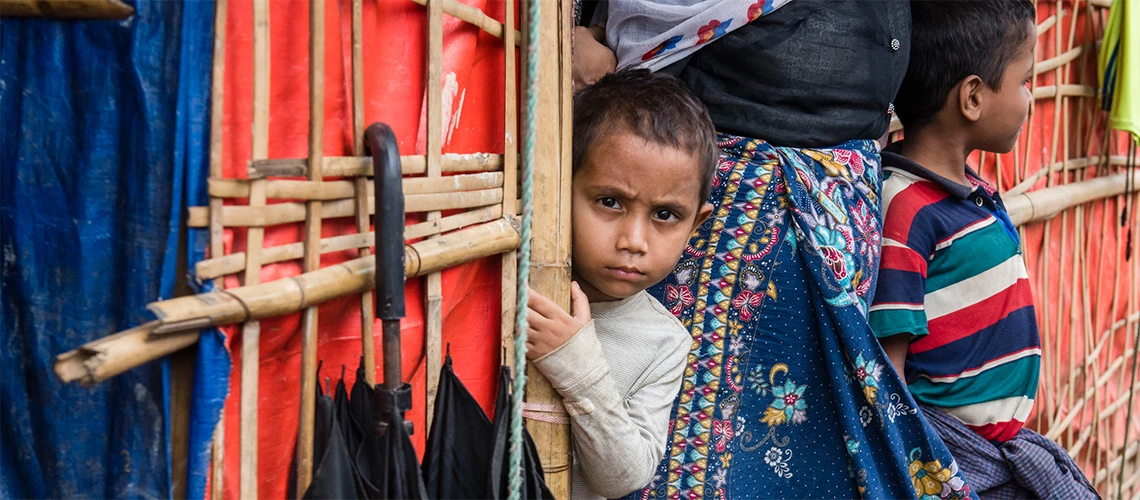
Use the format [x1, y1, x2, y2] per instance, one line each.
[870, 173, 937, 339]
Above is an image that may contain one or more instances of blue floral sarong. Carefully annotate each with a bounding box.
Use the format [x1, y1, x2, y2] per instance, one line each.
[633, 136, 977, 499]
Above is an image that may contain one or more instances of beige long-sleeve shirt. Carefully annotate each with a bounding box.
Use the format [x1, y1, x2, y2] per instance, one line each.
[532, 291, 690, 500]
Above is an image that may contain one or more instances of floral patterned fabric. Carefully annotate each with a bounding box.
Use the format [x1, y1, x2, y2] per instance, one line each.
[629, 136, 977, 499]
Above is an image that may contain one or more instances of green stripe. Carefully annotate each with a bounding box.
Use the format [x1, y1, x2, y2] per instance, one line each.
[925, 222, 1020, 293]
[909, 355, 1040, 407]
[869, 309, 928, 338]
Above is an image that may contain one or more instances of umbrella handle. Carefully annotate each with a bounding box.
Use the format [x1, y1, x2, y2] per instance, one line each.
[365, 122, 406, 392]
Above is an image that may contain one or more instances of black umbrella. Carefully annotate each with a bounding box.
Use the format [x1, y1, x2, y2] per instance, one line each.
[368, 121, 427, 500]
[487, 365, 555, 500]
[294, 364, 363, 500]
[421, 347, 495, 498]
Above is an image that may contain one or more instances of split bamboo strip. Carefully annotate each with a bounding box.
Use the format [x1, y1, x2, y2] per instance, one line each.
[1095, 442, 1139, 485]
[1090, 0, 1111, 7]
[247, 153, 503, 178]
[240, 0, 271, 494]
[296, 0, 325, 492]
[206, 0, 228, 491]
[54, 220, 521, 388]
[54, 322, 198, 386]
[501, 0, 519, 368]
[1033, 84, 1097, 100]
[1006, 170, 1140, 226]
[424, 0, 445, 434]
[0, 0, 133, 19]
[350, 0, 374, 386]
[148, 219, 519, 333]
[1037, 13, 1058, 35]
[186, 188, 503, 227]
[193, 206, 503, 280]
[523, 0, 574, 492]
[1007, 155, 1129, 197]
[1035, 44, 1086, 76]
[208, 172, 503, 199]
[407, 0, 521, 42]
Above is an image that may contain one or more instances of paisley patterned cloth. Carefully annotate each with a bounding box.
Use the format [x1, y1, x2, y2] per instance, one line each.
[629, 135, 977, 499]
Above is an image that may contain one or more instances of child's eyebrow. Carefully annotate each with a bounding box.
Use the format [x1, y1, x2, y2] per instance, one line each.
[656, 201, 690, 215]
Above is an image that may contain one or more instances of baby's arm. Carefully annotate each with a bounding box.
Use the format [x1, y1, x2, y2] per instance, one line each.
[527, 288, 683, 497]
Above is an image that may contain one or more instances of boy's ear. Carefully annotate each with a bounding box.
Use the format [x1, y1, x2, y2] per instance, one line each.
[692, 202, 714, 231]
[958, 75, 985, 122]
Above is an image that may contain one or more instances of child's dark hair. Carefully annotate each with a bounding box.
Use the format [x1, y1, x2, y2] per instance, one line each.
[573, 69, 719, 204]
[894, 0, 1036, 129]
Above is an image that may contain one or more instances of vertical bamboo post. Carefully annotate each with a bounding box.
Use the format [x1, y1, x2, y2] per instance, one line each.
[240, 0, 270, 496]
[350, 0, 375, 385]
[207, 0, 228, 495]
[423, 0, 444, 433]
[296, 0, 325, 494]
[500, 0, 518, 366]
[522, 0, 574, 494]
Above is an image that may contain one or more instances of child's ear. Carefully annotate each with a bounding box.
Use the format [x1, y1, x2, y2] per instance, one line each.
[692, 202, 714, 231]
[958, 75, 985, 122]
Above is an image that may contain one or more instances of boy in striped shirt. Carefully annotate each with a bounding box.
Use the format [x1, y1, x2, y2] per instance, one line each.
[871, 1, 1097, 497]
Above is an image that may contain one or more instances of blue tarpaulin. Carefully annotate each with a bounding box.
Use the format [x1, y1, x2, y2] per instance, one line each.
[1, 0, 216, 497]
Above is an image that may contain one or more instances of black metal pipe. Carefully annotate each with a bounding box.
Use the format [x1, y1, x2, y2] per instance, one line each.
[366, 122, 405, 391]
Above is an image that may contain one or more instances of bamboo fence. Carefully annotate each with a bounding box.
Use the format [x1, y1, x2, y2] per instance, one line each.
[50, 0, 1138, 498]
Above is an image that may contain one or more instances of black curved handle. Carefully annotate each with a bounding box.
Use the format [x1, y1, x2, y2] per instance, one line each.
[366, 122, 406, 321]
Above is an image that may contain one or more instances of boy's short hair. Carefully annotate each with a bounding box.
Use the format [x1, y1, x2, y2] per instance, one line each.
[573, 69, 719, 204]
[894, 0, 1036, 129]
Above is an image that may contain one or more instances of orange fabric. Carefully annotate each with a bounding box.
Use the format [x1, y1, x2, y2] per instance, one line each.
[211, 1, 514, 498]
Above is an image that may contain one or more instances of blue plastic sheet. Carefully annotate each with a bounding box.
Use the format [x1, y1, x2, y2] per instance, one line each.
[0, 1, 214, 497]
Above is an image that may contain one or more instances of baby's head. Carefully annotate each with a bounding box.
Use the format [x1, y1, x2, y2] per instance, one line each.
[571, 69, 717, 302]
[894, 0, 1036, 154]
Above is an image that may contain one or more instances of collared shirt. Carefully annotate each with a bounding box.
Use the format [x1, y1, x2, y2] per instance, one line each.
[869, 143, 1041, 443]
[662, 0, 911, 148]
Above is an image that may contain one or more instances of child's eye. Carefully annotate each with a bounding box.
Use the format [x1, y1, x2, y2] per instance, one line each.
[653, 209, 679, 222]
[598, 197, 620, 209]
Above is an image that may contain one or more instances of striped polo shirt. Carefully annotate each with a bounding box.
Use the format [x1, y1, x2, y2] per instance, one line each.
[870, 146, 1040, 443]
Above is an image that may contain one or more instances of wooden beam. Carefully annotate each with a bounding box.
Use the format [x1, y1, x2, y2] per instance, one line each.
[247, 153, 503, 178]
[350, 0, 375, 386]
[522, 0, 574, 494]
[295, 0, 325, 492]
[424, 0, 445, 434]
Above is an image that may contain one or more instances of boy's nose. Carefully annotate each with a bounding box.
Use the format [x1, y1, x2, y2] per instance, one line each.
[616, 220, 649, 256]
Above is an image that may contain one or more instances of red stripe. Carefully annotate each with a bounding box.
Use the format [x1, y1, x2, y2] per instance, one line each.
[881, 245, 928, 276]
[882, 179, 949, 246]
[970, 418, 1025, 443]
[911, 279, 1034, 353]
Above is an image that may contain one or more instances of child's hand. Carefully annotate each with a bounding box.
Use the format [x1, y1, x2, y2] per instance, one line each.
[572, 25, 616, 92]
[525, 282, 591, 360]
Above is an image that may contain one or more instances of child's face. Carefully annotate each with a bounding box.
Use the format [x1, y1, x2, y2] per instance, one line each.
[571, 130, 712, 302]
[977, 26, 1035, 153]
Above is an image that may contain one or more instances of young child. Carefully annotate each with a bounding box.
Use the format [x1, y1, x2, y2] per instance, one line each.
[871, 1, 1097, 497]
[524, 69, 715, 500]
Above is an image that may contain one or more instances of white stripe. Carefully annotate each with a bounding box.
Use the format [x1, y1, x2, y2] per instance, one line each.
[869, 303, 924, 313]
[925, 255, 1029, 320]
[917, 348, 1042, 383]
[881, 168, 922, 216]
[882, 238, 909, 249]
[934, 217, 997, 252]
[939, 396, 1036, 427]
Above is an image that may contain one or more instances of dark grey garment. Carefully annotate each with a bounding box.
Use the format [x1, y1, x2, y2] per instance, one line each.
[663, 0, 911, 148]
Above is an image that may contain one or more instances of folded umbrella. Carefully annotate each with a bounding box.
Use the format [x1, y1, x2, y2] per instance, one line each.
[422, 348, 495, 498]
[487, 365, 554, 500]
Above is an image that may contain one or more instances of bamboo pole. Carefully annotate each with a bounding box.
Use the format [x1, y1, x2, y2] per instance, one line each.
[407, 0, 521, 42]
[207, 0, 228, 492]
[194, 206, 503, 280]
[1008, 155, 1130, 197]
[0, 0, 133, 19]
[54, 219, 522, 387]
[247, 153, 503, 178]
[1005, 171, 1140, 226]
[522, 0, 574, 493]
[424, 0, 444, 434]
[241, 0, 270, 495]
[186, 188, 503, 227]
[296, 0, 325, 492]
[501, 0, 519, 368]
[350, 0, 375, 386]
